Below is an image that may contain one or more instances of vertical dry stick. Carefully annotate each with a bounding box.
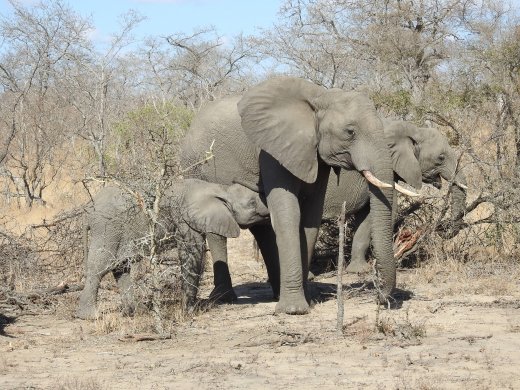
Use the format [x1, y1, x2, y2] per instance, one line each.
[336, 201, 346, 334]
[148, 172, 166, 334]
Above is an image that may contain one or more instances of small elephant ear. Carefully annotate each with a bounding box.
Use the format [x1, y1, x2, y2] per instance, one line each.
[385, 121, 423, 190]
[182, 181, 240, 238]
[238, 77, 326, 183]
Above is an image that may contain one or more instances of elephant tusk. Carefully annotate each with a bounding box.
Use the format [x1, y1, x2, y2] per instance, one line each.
[395, 183, 420, 197]
[455, 182, 468, 190]
[362, 170, 392, 189]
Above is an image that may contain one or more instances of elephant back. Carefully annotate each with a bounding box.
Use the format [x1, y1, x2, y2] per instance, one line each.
[88, 185, 149, 241]
[181, 96, 261, 188]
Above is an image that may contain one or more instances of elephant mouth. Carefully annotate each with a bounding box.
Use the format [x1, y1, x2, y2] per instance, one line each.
[423, 174, 442, 189]
[321, 149, 355, 170]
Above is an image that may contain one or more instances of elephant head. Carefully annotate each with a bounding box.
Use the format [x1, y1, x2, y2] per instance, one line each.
[178, 179, 269, 238]
[237, 77, 398, 304]
[385, 120, 467, 235]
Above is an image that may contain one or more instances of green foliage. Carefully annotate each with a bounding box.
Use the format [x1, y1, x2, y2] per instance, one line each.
[112, 102, 193, 143]
[372, 90, 412, 117]
[105, 102, 194, 193]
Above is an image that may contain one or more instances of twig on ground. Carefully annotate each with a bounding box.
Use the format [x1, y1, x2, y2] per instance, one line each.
[118, 333, 172, 342]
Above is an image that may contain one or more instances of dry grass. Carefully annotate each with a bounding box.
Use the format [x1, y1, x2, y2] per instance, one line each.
[410, 256, 520, 298]
[55, 377, 104, 390]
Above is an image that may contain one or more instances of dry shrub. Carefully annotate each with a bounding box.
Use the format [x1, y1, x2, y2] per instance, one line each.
[0, 228, 38, 291]
[375, 306, 426, 345]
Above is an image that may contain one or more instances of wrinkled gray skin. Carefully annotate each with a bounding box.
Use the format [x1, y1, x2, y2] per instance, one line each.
[320, 120, 467, 273]
[205, 120, 467, 300]
[75, 179, 269, 320]
[181, 77, 395, 314]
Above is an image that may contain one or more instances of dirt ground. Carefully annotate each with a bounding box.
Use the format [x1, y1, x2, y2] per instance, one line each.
[1, 232, 520, 390]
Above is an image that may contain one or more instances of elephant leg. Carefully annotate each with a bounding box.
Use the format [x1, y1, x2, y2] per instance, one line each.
[300, 165, 330, 299]
[207, 233, 237, 303]
[112, 263, 135, 316]
[346, 208, 372, 273]
[260, 152, 308, 314]
[178, 224, 206, 308]
[76, 245, 114, 320]
[249, 224, 280, 300]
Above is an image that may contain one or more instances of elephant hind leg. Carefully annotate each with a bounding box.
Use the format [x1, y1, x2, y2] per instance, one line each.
[112, 263, 135, 316]
[250, 224, 280, 301]
[76, 268, 109, 320]
[76, 241, 117, 320]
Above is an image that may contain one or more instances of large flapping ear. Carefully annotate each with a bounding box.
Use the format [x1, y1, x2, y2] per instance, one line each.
[237, 77, 326, 184]
[384, 120, 423, 190]
[181, 180, 240, 238]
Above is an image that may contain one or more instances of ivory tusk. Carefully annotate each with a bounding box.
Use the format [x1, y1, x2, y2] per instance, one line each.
[362, 170, 392, 189]
[395, 183, 420, 197]
[455, 182, 468, 190]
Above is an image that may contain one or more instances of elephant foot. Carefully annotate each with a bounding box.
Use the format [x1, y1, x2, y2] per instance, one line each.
[267, 281, 280, 301]
[275, 292, 309, 315]
[376, 291, 393, 307]
[209, 284, 238, 303]
[75, 305, 97, 320]
[345, 259, 371, 274]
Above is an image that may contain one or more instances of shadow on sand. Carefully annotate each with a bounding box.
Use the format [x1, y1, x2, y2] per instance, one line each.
[204, 279, 413, 310]
[0, 313, 16, 338]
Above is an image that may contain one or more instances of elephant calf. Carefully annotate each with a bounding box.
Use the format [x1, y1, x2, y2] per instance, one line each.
[76, 179, 269, 320]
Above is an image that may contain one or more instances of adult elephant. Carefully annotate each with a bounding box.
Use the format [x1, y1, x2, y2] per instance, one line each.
[76, 179, 269, 320]
[318, 120, 467, 273]
[181, 77, 402, 314]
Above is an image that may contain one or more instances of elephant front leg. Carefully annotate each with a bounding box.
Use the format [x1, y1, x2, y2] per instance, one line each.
[346, 208, 372, 273]
[266, 186, 308, 314]
[299, 164, 330, 300]
[207, 233, 237, 303]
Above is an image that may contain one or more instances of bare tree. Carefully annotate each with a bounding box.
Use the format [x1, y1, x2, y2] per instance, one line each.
[66, 10, 145, 178]
[164, 27, 255, 108]
[0, 0, 92, 206]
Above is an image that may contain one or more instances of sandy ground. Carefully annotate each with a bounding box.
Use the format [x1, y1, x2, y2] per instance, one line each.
[1, 232, 520, 390]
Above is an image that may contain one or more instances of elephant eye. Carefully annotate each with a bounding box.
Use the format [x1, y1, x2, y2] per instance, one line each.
[437, 154, 446, 163]
[345, 128, 355, 138]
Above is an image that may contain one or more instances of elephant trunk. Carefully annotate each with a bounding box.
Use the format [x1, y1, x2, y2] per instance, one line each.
[440, 167, 467, 238]
[365, 148, 396, 303]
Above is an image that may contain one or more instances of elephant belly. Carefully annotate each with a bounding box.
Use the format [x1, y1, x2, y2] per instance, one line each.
[323, 170, 369, 219]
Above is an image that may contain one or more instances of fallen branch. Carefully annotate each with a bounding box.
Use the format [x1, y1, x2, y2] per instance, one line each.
[25, 282, 84, 298]
[118, 333, 172, 342]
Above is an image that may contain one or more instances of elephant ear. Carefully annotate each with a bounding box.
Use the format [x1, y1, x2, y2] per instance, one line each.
[237, 77, 326, 183]
[181, 181, 240, 238]
[385, 121, 423, 190]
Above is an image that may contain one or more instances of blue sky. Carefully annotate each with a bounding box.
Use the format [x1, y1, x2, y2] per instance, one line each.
[0, 0, 282, 42]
